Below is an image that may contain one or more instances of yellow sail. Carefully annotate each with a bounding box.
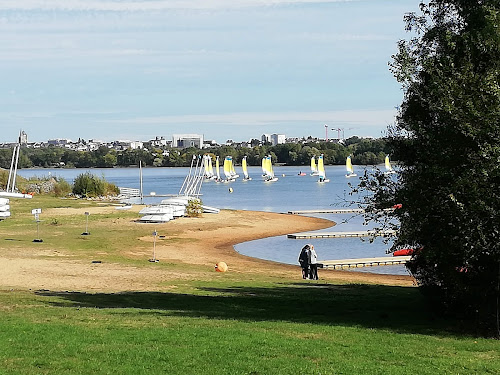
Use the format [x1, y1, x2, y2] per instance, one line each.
[310, 156, 317, 173]
[318, 155, 326, 180]
[385, 155, 392, 171]
[346, 156, 354, 173]
[223, 156, 232, 179]
[242, 156, 249, 179]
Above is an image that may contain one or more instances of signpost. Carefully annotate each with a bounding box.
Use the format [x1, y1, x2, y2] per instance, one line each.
[81, 212, 90, 235]
[149, 230, 159, 263]
[31, 208, 43, 242]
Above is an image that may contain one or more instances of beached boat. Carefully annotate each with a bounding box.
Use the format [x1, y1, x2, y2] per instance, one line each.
[242, 156, 252, 181]
[310, 156, 319, 176]
[317, 154, 330, 183]
[345, 156, 357, 178]
[385, 155, 396, 174]
[262, 156, 278, 182]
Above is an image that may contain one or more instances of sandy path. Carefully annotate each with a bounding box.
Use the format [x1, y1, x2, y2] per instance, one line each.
[0, 208, 414, 292]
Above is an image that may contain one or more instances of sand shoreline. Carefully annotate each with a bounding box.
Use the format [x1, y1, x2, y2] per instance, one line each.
[0, 207, 414, 292]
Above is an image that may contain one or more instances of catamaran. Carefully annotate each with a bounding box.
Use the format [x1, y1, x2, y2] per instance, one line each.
[262, 155, 278, 182]
[345, 155, 357, 178]
[317, 154, 330, 183]
[310, 156, 319, 176]
[385, 155, 396, 174]
[223, 156, 238, 182]
[242, 156, 252, 181]
[203, 154, 216, 180]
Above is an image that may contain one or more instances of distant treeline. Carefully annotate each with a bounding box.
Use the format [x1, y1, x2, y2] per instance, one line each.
[0, 137, 391, 169]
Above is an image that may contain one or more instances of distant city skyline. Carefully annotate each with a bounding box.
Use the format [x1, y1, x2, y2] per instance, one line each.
[0, 0, 419, 144]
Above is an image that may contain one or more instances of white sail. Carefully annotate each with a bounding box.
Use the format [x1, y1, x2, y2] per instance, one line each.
[242, 156, 251, 180]
[216, 156, 221, 181]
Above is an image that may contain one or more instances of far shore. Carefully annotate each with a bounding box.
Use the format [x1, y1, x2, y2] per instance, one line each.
[0, 205, 414, 292]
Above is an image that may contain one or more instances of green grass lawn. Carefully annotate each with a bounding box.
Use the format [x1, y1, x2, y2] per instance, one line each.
[1, 196, 499, 374]
[1, 283, 499, 375]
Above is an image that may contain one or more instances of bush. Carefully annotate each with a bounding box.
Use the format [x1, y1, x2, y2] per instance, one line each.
[73, 172, 118, 197]
[53, 178, 72, 197]
[186, 198, 203, 217]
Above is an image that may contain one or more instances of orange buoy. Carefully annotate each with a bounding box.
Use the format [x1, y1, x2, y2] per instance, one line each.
[215, 262, 228, 272]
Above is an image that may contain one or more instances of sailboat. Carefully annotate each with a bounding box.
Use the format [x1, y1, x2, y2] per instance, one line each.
[317, 154, 330, 183]
[215, 156, 222, 182]
[345, 155, 357, 178]
[262, 155, 278, 182]
[242, 156, 252, 181]
[203, 154, 216, 180]
[223, 156, 237, 182]
[310, 156, 319, 176]
[230, 158, 240, 179]
[385, 155, 396, 174]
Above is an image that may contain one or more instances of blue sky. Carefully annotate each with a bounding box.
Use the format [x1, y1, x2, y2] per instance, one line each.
[0, 0, 419, 143]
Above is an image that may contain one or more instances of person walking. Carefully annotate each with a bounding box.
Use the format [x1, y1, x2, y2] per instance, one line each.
[298, 244, 311, 279]
[309, 245, 319, 280]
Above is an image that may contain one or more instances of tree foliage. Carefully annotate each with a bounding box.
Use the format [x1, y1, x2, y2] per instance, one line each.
[1, 137, 391, 169]
[364, 1, 500, 336]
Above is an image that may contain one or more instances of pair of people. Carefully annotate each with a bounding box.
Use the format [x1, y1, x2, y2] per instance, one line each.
[298, 244, 319, 280]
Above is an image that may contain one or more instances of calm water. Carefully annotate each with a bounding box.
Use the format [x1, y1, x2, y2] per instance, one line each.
[18, 165, 409, 276]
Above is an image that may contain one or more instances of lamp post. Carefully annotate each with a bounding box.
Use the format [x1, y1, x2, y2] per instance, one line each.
[81, 212, 90, 235]
[31, 208, 43, 242]
[149, 230, 159, 263]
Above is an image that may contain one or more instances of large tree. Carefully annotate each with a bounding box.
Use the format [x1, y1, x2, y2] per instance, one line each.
[367, 1, 500, 336]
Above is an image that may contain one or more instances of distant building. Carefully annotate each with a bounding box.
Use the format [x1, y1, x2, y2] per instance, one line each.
[19, 130, 28, 145]
[261, 134, 271, 144]
[270, 134, 285, 146]
[48, 139, 71, 147]
[150, 136, 168, 148]
[172, 134, 204, 149]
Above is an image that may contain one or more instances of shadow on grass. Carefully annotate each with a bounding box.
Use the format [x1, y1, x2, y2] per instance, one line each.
[36, 283, 458, 336]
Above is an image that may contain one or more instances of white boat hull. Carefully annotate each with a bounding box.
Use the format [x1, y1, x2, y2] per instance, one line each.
[139, 214, 172, 223]
[0, 192, 33, 199]
[0, 205, 10, 212]
[0, 211, 11, 219]
[0, 198, 9, 205]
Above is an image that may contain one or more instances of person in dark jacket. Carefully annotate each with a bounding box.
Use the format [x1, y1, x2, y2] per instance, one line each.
[298, 244, 311, 279]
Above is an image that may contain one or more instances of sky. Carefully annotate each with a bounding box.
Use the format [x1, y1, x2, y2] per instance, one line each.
[0, 0, 420, 144]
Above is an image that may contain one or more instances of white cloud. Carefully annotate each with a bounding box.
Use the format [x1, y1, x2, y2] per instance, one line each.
[0, 0, 355, 12]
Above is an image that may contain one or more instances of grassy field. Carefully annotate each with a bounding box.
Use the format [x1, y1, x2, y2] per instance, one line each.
[1, 196, 499, 374]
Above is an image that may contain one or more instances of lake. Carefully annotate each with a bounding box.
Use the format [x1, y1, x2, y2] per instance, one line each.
[18, 165, 410, 276]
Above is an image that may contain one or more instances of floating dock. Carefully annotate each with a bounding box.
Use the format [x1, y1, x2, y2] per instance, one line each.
[287, 230, 396, 239]
[320, 256, 411, 269]
[288, 209, 365, 215]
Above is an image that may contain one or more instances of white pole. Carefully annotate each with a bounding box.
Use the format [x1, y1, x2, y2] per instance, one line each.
[139, 160, 144, 204]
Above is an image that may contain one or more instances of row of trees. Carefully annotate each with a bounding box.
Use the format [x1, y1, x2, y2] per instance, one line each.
[0, 137, 391, 169]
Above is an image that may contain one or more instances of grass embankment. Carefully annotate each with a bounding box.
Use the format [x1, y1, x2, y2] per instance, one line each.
[0, 196, 499, 374]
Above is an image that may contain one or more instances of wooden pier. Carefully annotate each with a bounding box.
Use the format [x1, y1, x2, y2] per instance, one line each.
[287, 230, 396, 239]
[320, 256, 411, 270]
[288, 209, 365, 215]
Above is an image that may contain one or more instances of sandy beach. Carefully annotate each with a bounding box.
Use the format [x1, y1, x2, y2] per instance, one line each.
[0, 207, 414, 292]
